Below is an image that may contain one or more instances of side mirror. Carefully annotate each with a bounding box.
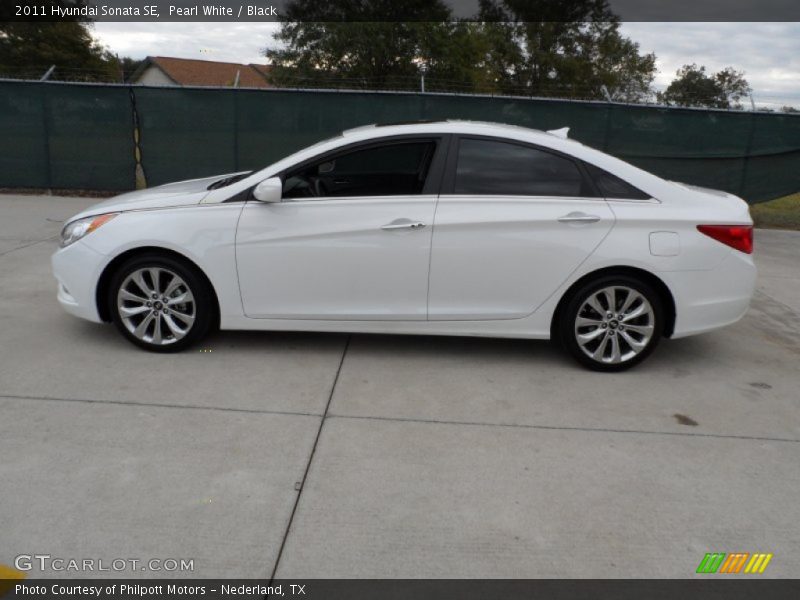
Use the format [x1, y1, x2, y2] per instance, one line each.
[252, 177, 282, 203]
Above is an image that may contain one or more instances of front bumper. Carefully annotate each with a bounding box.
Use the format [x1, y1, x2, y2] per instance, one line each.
[51, 240, 107, 323]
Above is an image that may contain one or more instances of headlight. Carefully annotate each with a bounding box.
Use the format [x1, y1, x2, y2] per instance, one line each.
[60, 213, 118, 248]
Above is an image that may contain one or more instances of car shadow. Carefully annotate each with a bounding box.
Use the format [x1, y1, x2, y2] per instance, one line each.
[70, 317, 728, 374]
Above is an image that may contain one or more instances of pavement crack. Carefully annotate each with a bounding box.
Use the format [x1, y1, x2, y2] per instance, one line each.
[0, 393, 321, 418]
[326, 413, 800, 444]
[0, 235, 58, 257]
[269, 334, 351, 581]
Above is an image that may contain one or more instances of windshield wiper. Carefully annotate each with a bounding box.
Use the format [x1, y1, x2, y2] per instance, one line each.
[207, 172, 252, 190]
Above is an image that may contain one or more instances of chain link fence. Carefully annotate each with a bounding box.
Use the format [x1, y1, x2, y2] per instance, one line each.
[1, 79, 798, 202]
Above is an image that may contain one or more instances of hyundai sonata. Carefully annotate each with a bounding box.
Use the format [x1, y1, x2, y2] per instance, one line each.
[52, 121, 756, 370]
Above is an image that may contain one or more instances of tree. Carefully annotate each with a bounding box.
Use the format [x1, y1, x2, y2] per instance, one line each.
[0, 1, 123, 81]
[0, 22, 119, 81]
[659, 64, 751, 109]
[265, 0, 655, 98]
[781, 105, 800, 114]
[118, 56, 144, 83]
[477, 0, 656, 101]
[265, 0, 464, 91]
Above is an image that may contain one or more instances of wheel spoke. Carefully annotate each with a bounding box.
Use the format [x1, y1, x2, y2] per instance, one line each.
[604, 287, 617, 313]
[132, 271, 152, 296]
[149, 268, 162, 295]
[620, 330, 647, 351]
[170, 309, 195, 327]
[586, 294, 605, 317]
[619, 290, 642, 315]
[163, 273, 183, 297]
[577, 327, 605, 343]
[609, 334, 621, 363]
[120, 288, 147, 302]
[133, 312, 155, 338]
[152, 314, 163, 344]
[576, 316, 603, 327]
[623, 323, 654, 336]
[167, 290, 194, 306]
[119, 304, 150, 317]
[163, 314, 188, 338]
[621, 303, 648, 322]
[591, 334, 610, 360]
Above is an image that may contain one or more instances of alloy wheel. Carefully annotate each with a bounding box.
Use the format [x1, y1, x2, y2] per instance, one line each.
[116, 267, 196, 346]
[573, 285, 655, 365]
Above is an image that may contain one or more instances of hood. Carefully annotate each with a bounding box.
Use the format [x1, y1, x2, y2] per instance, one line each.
[67, 172, 247, 222]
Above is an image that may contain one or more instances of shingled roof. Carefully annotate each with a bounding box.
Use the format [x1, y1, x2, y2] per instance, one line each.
[132, 56, 272, 88]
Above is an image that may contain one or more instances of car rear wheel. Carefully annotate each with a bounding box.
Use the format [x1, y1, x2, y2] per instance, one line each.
[109, 254, 214, 352]
[558, 275, 663, 371]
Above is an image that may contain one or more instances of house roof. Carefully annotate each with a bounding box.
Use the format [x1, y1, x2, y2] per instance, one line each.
[132, 56, 272, 88]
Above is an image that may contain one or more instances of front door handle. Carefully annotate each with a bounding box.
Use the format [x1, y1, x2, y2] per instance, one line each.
[381, 219, 427, 231]
[558, 212, 601, 224]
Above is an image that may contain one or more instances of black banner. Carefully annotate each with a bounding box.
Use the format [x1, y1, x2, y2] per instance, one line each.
[2, 580, 800, 600]
[3, 0, 800, 22]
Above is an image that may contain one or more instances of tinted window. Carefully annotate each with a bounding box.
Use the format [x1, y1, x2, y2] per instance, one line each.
[454, 139, 587, 197]
[584, 163, 651, 200]
[283, 140, 436, 199]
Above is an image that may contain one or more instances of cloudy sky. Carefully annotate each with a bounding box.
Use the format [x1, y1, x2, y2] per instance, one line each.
[93, 22, 800, 108]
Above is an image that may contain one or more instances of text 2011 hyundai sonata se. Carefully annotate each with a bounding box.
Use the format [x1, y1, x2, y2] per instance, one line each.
[52, 121, 756, 371]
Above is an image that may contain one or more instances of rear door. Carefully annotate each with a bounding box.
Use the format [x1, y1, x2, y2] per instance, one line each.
[428, 135, 615, 320]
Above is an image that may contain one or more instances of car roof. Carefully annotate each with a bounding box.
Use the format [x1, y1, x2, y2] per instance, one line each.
[342, 119, 568, 144]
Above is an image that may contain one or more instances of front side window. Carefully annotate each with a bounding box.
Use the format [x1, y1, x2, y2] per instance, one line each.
[454, 138, 588, 197]
[283, 140, 436, 199]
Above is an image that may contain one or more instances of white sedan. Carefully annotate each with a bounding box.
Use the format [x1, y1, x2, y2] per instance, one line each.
[52, 121, 756, 371]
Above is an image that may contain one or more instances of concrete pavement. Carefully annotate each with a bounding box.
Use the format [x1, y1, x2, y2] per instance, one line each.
[0, 194, 798, 578]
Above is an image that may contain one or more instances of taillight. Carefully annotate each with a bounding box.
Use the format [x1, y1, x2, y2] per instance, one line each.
[697, 225, 753, 254]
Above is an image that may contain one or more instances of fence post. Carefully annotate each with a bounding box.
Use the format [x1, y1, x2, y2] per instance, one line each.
[602, 102, 613, 152]
[233, 88, 240, 171]
[40, 83, 53, 190]
[738, 111, 757, 199]
[129, 87, 148, 190]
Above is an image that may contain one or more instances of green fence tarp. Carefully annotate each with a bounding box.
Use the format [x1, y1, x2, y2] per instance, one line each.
[0, 81, 136, 190]
[1, 80, 799, 202]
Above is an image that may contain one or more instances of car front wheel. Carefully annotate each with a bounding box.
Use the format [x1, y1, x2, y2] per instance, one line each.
[559, 275, 663, 371]
[109, 254, 214, 352]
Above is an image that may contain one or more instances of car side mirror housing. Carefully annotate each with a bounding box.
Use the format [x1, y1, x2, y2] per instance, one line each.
[252, 177, 283, 203]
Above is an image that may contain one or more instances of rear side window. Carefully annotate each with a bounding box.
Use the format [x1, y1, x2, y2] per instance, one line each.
[454, 138, 588, 197]
[584, 163, 651, 200]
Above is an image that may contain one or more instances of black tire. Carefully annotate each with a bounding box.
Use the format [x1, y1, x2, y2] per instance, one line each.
[557, 274, 663, 372]
[108, 253, 215, 353]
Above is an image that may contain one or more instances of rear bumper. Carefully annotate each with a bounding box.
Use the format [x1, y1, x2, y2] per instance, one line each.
[664, 250, 756, 338]
[51, 241, 107, 323]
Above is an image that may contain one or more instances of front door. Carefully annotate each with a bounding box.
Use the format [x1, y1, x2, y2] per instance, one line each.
[236, 137, 444, 320]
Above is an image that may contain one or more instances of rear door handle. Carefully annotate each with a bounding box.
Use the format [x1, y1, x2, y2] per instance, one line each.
[558, 212, 601, 224]
[381, 219, 427, 231]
